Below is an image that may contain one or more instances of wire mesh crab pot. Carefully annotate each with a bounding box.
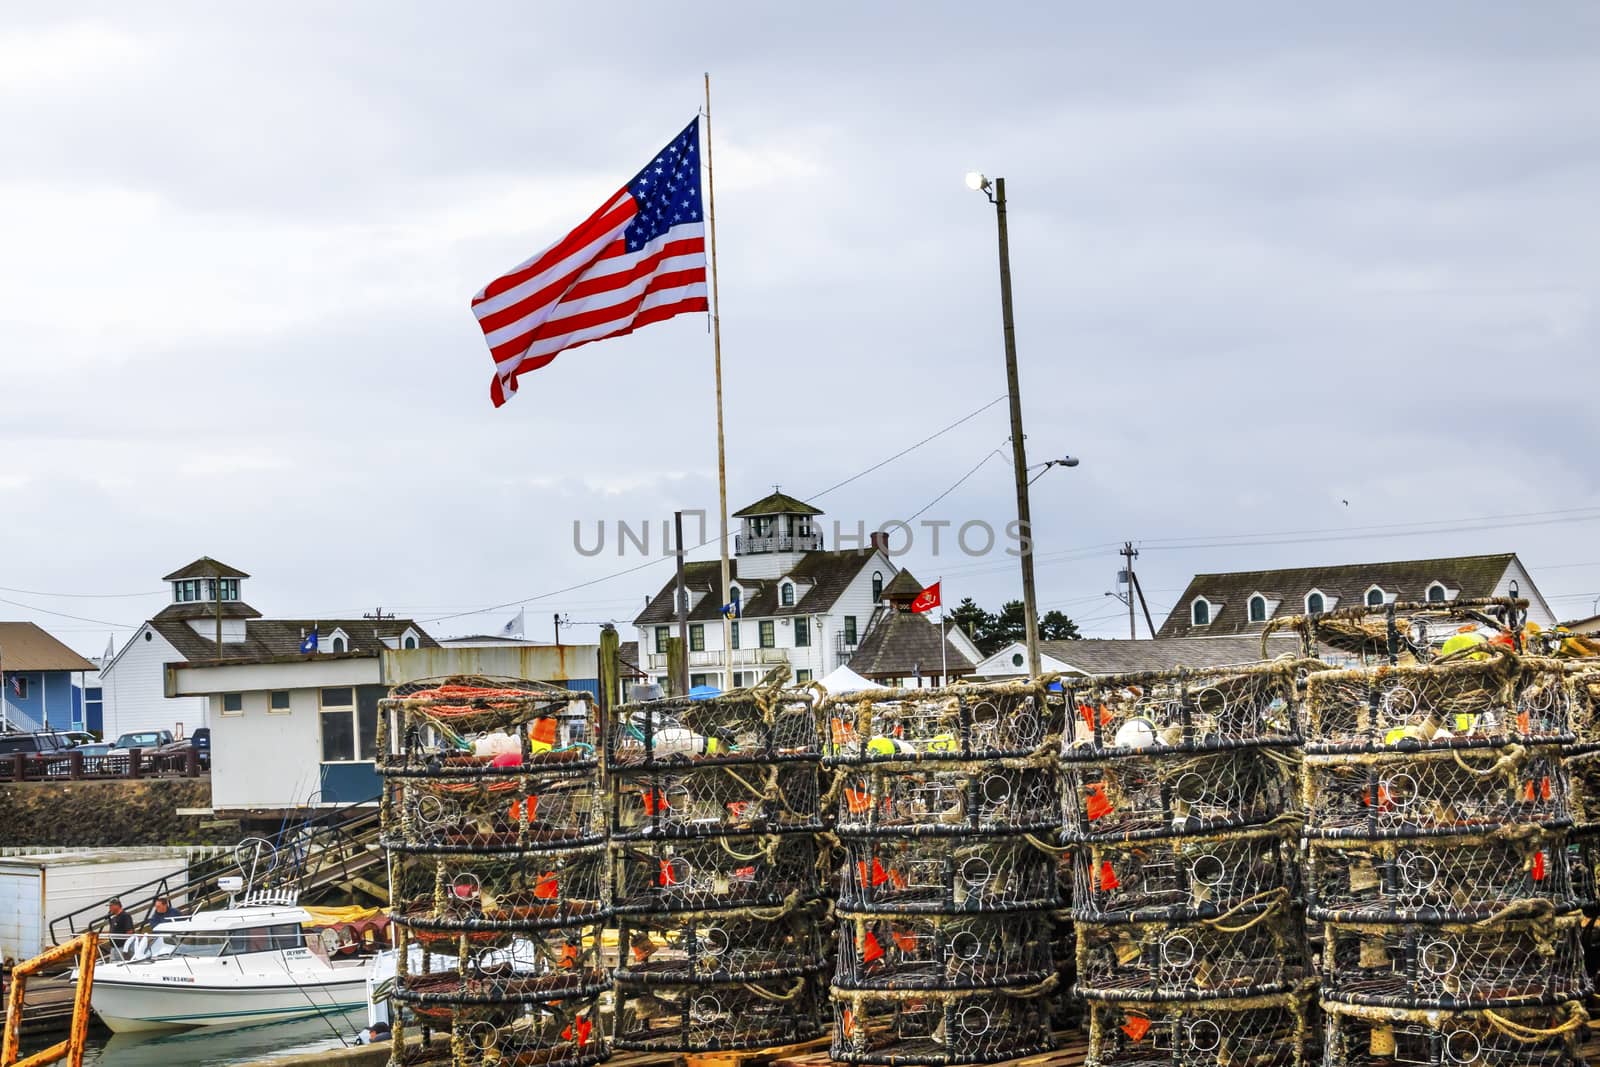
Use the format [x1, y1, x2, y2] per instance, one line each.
[379, 677, 609, 1067]
[1059, 661, 1309, 759]
[1567, 668, 1600, 753]
[1321, 1000, 1589, 1066]
[834, 764, 1062, 838]
[608, 683, 826, 1052]
[1081, 988, 1315, 1067]
[1318, 913, 1587, 1009]
[833, 911, 1055, 992]
[822, 680, 1058, 764]
[1303, 745, 1569, 840]
[1072, 826, 1300, 924]
[830, 988, 1057, 1065]
[1063, 748, 1300, 841]
[1076, 907, 1307, 1003]
[1304, 828, 1572, 923]
[838, 832, 1058, 914]
[1303, 656, 1576, 755]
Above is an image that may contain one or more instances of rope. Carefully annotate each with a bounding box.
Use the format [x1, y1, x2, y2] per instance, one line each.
[1482, 1001, 1588, 1042]
[741, 976, 807, 1002]
[1202, 887, 1290, 933]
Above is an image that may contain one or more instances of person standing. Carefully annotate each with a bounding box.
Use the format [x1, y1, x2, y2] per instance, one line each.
[105, 898, 133, 949]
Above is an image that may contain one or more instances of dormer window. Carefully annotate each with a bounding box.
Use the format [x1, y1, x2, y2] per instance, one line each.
[780, 583, 795, 607]
[1426, 582, 1448, 603]
[1248, 595, 1268, 623]
[1191, 598, 1214, 626]
[872, 572, 884, 601]
[402, 634, 418, 650]
[1366, 586, 1387, 608]
[331, 636, 348, 653]
[1306, 590, 1326, 614]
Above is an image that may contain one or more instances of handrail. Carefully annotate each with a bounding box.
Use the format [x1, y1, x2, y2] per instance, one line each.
[46, 794, 382, 945]
[0, 933, 97, 1067]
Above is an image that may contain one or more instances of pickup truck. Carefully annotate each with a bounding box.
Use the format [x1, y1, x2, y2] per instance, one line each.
[107, 730, 178, 756]
[0, 732, 74, 757]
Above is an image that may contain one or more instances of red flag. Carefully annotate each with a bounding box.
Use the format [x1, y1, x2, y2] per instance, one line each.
[471, 119, 708, 407]
[910, 582, 941, 614]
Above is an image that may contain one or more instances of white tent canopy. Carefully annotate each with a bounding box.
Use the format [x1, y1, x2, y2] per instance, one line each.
[816, 665, 874, 695]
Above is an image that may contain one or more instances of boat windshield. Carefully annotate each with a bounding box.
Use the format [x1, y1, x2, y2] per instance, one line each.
[170, 923, 306, 957]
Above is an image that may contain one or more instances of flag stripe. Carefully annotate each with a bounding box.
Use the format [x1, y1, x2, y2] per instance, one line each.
[472, 190, 633, 307]
[495, 273, 708, 369]
[471, 205, 637, 332]
[492, 252, 705, 355]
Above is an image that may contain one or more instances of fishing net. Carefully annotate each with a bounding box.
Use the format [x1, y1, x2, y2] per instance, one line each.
[1303, 656, 1575, 754]
[1076, 907, 1307, 1003]
[833, 912, 1055, 991]
[1059, 661, 1312, 758]
[1568, 668, 1600, 751]
[830, 988, 1057, 1065]
[833, 764, 1061, 837]
[1082, 987, 1315, 1067]
[1321, 1000, 1588, 1066]
[1063, 748, 1300, 841]
[1303, 745, 1569, 840]
[838, 834, 1058, 914]
[1318, 913, 1587, 1009]
[1305, 828, 1571, 922]
[609, 681, 827, 1052]
[1072, 826, 1300, 924]
[1567, 831, 1600, 913]
[609, 763, 823, 839]
[612, 976, 826, 1051]
[607, 688, 820, 768]
[381, 678, 608, 1067]
[822, 680, 1059, 764]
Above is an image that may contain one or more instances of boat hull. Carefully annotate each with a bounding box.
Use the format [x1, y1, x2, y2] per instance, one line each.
[92, 975, 370, 1032]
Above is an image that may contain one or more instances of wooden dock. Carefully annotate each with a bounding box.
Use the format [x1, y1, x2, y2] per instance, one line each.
[0, 974, 84, 1037]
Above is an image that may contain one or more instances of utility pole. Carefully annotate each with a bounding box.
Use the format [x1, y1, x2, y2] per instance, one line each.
[1120, 543, 1138, 639]
[673, 510, 690, 696]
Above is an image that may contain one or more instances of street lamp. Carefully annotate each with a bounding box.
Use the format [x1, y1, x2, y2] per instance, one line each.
[1028, 456, 1080, 486]
[967, 169, 1043, 675]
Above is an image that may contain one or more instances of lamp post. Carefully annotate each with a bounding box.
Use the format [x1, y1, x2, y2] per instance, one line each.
[967, 171, 1043, 676]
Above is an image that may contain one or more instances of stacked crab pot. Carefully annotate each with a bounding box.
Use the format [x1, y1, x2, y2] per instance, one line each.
[1304, 653, 1590, 1066]
[379, 677, 609, 1067]
[606, 682, 828, 1052]
[1562, 666, 1600, 924]
[1061, 663, 1317, 1067]
[823, 680, 1062, 1065]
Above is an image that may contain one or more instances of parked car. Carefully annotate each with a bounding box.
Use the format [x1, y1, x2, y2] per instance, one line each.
[0, 732, 73, 757]
[59, 731, 99, 748]
[189, 728, 210, 770]
[73, 742, 112, 758]
[107, 730, 177, 756]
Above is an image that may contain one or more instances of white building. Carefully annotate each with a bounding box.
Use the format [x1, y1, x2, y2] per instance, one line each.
[97, 557, 253, 739]
[633, 492, 899, 690]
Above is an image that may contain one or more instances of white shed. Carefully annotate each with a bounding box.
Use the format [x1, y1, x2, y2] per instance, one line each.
[0, 849, 191, 962]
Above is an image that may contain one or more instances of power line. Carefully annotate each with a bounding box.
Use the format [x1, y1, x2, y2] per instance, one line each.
[0, 594, 138, 629]
[808, 395, 1006, 500]
[0, 584, 165, 599]
[904, 450, 1003, 523]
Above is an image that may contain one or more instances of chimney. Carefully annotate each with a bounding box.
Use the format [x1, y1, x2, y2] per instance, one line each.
[869, 531, 889, 553]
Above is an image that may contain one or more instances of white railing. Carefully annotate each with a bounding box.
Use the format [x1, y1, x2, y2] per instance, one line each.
[644, 648, 791, 671]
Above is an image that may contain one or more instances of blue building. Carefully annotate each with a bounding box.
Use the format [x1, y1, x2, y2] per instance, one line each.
[0, 622, 97, 733]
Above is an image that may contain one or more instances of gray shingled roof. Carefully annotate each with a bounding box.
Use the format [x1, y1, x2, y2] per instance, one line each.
[633, 550, 879, 626]
[161, 557, 250, 581]
[1157, 553, 1519, 638]
[150, 617, 438, 664]
[732, 492, 822, 518]
[878, 569, 925, 603]
[1037, 634, 1308, 676]
[153, 601, 263, 623]
[850, 612, 975, 679]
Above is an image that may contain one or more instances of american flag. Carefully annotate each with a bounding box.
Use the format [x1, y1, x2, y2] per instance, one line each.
[471, 118, 709, 407]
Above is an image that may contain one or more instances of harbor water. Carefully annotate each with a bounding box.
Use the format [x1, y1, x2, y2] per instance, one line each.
[23, 1007, 368, 1065]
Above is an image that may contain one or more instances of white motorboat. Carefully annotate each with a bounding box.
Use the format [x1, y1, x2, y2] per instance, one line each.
[90, 899, 373, 1032]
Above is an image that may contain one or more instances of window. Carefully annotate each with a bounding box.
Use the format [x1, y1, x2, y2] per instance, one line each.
[1011, 653, 1024, 668]
[84, 686, 103, 725]
[402, 634, 418, 650]
[1191, 599, 1211, 626]
[1366, 587, 1385, 608]
[221, 693, 244, 717]
[654, 626, 671, 653]
[730, 621, 740, 650]
[319, 687, 364, 762]
[330, 635, 348, 653]
[780, 584, 794, 607]
[690, 673, 713, 688]
[844, 616, 858, 645]
[203, 579, 239, 601]
[796, 669, 813, 684]
[1306, 592, 1325, 614]
[1427, 583, 1447, 603]
[794, 618, 810, 647]
[1248, 596, 1267, 623]
[269, 690, 292, 714]
[689, 624, 705, 652]
[759, 621, 775, 648]
[872, 572, 884, 600]
[728, 585, 740, 607]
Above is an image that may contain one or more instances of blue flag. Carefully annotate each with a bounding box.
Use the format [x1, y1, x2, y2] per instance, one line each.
[721, 589, 741, 619]
[300, 628, 319, 654]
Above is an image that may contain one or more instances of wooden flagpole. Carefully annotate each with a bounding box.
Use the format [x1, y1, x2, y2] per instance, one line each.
[704, 73, 733, 691]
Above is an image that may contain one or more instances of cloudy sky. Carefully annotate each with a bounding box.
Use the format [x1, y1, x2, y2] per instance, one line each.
[3, 2, 1599, 655]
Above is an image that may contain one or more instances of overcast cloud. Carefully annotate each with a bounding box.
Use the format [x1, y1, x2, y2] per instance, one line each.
[2, 2, 1598, 654]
